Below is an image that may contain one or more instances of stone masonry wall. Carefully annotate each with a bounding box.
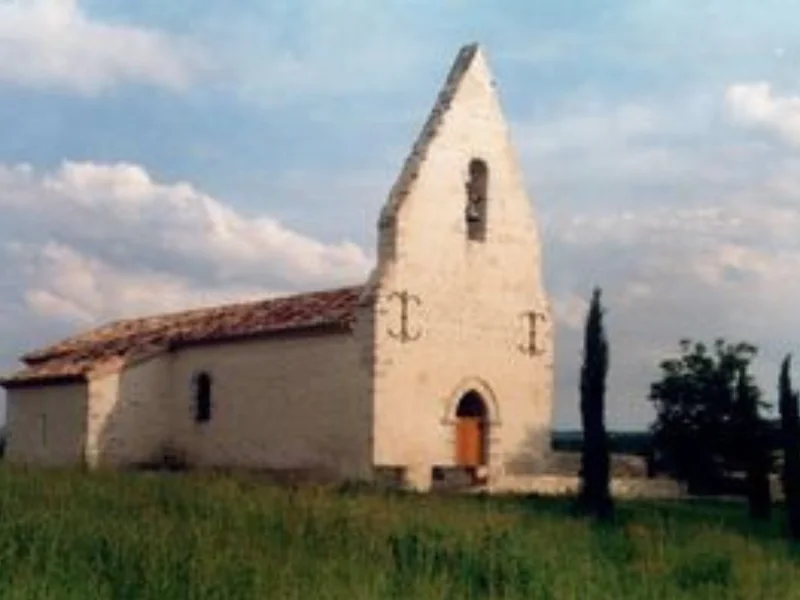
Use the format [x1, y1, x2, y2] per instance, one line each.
[5, 383, 87, 466]
[85, 355, 171, 468]
[167, 332, 372, 478]
[367, 46, 553, 490]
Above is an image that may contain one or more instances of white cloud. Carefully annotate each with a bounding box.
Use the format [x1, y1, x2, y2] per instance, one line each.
[511, 90, 800, 427]
[725, 82, 800, 147]
[0, 160, 372, 325]
[16, 242, 273, 325]
[546, 189, 800, 427]
[0, 0, 204, 93]
[551, 199, 800, 328]
[515, 94, 740, 205]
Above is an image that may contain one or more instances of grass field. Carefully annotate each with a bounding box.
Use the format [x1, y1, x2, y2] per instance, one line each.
[1, 468, 799, 599]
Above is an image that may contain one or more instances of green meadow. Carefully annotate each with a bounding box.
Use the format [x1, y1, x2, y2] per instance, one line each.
[1, 468, 799, 599]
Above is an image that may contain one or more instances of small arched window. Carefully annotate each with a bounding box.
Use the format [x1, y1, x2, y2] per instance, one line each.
[193, 372, 212, 423]
[465, 158, 489, 242]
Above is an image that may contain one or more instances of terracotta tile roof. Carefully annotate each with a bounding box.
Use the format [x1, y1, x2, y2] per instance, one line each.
[2, 285, 364, 388]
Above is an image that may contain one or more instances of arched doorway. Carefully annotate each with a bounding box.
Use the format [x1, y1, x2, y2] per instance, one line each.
[455, 391, 488, 468]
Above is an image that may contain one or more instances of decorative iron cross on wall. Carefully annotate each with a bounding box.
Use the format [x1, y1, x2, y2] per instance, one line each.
[518, 310, 545, 356]
[386, 290, 422, 343]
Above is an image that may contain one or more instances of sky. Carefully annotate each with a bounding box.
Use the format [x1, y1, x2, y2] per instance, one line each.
[2, 0, 800, 430]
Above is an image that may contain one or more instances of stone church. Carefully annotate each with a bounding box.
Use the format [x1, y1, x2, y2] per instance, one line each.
[1, 44, 553, 491]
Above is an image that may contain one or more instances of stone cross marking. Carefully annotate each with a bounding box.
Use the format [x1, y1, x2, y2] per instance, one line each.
[387, 290, 422, 343]
[518, 310, 544, 356]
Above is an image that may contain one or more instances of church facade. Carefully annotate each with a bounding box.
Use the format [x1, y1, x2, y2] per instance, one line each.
[1, 44, 553, 491]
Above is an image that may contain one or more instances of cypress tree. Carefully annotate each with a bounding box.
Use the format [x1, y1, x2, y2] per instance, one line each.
[779, 355, 800, 539]
[736, 366, 771, 520]
[577, 287, 613, 519]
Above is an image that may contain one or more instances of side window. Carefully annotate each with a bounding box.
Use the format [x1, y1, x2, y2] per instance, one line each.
[194, 372, 212, 423]
[465, 158, 489, 242]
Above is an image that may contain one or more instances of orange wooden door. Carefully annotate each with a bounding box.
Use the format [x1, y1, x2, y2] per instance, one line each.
[456, 417, 483, 466]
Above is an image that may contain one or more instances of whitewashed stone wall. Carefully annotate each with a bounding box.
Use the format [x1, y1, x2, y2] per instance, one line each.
[85, 355, 171, 467]
[167, 333, 372, 478]
[5, 383, 87, 466]
[80, 332, 371, 475]
[365, 47, 553, 490]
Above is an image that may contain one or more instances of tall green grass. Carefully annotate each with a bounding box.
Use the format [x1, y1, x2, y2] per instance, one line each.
[0, 468, 799, 599]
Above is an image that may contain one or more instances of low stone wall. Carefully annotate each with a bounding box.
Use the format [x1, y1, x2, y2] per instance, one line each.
[488, 474, 685, 499]
[484, 450, 681, 499]
[544, 451, 651, 478]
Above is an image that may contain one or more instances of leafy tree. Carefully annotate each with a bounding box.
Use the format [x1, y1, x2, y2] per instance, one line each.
[779, 355, 800, 539]
[648, 339, 766, 493]
[577, 287, 613, 519]
[733, 365, 771, 519]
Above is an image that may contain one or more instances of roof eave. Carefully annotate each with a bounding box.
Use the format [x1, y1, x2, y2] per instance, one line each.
[1, 373, 86, 390]
[168, 320, 354, 352]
